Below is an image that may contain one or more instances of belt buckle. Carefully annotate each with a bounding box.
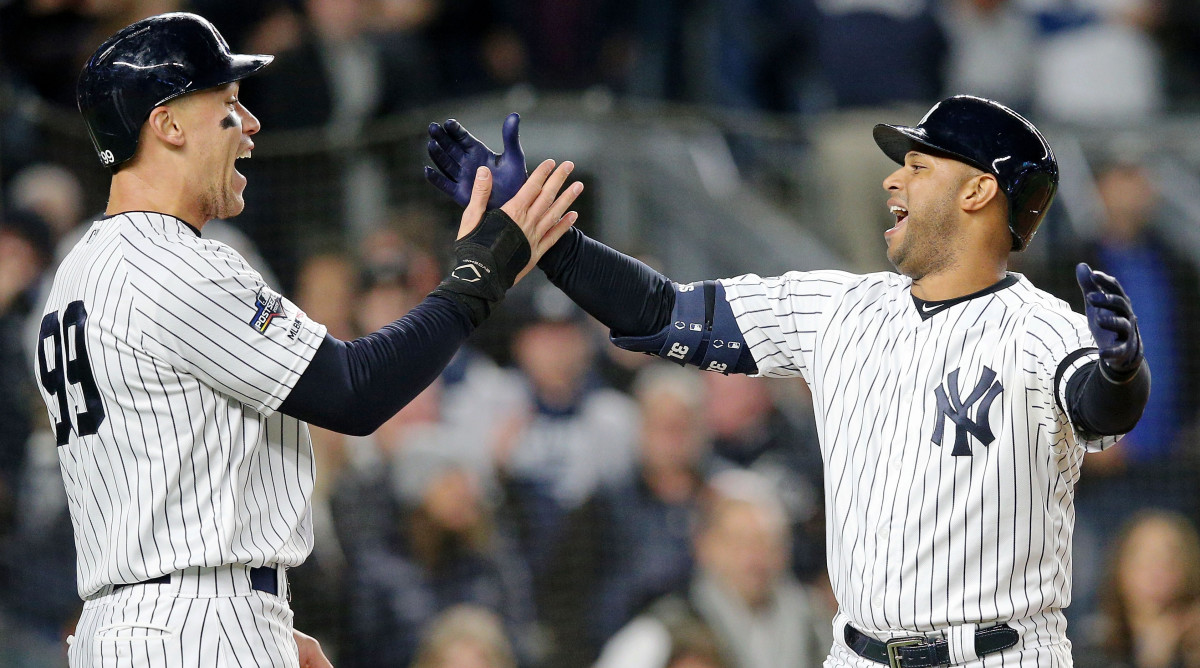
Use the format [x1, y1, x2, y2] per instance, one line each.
[885, 636, 924, 668]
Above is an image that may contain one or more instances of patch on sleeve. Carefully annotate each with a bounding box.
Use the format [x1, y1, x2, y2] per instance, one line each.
[250, 287, 286, 333]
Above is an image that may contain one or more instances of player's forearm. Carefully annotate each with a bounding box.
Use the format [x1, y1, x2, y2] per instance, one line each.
[1064, 358, 1151, 436]
[279, 295, 473, 436]
[538, 226, 675, 336]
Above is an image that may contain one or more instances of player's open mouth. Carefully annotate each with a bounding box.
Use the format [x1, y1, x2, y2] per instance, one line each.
[888, 204, 909, 230]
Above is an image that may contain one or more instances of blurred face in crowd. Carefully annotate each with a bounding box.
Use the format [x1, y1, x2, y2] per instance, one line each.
[155, 82, 259, 222]
[703, 373, 773, 438]
[698, 499, 788, 609]
[422, 468, 482, 534]
[1118, 515, 1198, 613]
[668, 656, 725, 668]
[1098, 164, 1158, 245]
[307, 0, 365, 41]
[357, 278, 417, 333]
[513, 321, 592, 397]
[882, 151, 988, 279]
[425, 639, 500, 668]
[295, 254, 357, 340]
[0, 227, 46, 311]
[640, 390, 707, 474]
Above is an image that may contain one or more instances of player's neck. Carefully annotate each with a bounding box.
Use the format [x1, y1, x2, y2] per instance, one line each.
[107, 166, 208, 230]
[910, 261, 1007, 301]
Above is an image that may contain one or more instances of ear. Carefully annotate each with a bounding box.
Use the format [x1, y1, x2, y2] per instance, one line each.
[145, 105, 186, 148]
[960, 172, 1001, 214]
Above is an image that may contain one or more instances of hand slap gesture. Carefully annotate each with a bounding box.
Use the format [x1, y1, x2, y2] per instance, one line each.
[457, 159, 583, 285]
[1076, 262, 1143, 375]
[425, 112, 527, 210]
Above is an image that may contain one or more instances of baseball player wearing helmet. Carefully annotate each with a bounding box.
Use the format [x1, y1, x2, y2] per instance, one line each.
[39, 12, 581, 667]
[424, 98, 1150, 667]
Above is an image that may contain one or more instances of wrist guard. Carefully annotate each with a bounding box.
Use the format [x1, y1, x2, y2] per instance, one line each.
[431, 209, 531, 327]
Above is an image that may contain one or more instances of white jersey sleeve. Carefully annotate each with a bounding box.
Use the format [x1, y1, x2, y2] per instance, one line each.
[1022, 304, 1121, 453]
[123, 225, 326, 416]
[719, 270, 878, 380]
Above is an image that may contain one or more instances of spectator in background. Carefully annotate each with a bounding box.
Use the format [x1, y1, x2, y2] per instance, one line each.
[1157, 0, 1200, 110]
[595, 470, 832, 668]
[795, 0, 948, 271]
[592, 364, 712, 646]
[0, 210, 53, 525]
[0, 209, 75, 666]
[336, 438, 539, 668]
[800, 0, 946, 110]
[703, 373, 825, 581]
[1026, 0, 1165, 124]
[493, 278, 638, 667]
[7, 163, 86, 241]
[1077, 511, 1200, 667]
[239, 0, 439, 240]
[411, 604, 518, 668]
[938, 0, 1037, 110]
[488, 0, 633, 92]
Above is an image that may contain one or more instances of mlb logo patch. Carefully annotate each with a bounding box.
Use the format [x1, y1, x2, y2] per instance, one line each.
[250, 288, 285, 333]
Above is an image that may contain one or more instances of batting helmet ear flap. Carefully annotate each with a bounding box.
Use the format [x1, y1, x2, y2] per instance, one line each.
[1005, 167, 1057, 251]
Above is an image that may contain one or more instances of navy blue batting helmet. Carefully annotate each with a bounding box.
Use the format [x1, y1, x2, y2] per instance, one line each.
[873, 95, 1058, 251]
[77, 12, 272, 170]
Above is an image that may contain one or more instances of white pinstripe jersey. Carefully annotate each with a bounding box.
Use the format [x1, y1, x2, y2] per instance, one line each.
[34, 212, 327, 598]
[721, 270, 1120, 641]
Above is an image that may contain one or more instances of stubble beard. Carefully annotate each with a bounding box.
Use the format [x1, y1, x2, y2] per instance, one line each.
[888, 191, 959, 281]
[197, 179, 244, 222]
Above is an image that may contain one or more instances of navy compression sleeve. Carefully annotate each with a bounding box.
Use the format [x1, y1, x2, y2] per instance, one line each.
[1063, 357, 1151, 437]
[537, 226, 674, 336]
[278, 295, 473, 435]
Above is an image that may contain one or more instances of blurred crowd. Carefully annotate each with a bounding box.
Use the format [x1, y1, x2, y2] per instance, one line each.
[6, 0, 1200, 667]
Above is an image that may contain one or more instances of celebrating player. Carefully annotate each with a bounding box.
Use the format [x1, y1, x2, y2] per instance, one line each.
[425, 98, 1150, 666]
[37, 12, 581, 667]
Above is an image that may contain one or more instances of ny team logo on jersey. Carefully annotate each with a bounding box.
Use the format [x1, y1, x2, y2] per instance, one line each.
[931, 367, 1003, 457]
[250, 288, 285, 333]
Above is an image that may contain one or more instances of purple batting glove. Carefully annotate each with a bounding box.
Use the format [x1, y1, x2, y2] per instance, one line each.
[424, 112, 527, 210]
[1076, 262, 1143, 375]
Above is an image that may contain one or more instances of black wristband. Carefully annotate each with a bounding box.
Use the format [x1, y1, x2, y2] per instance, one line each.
[431, 209, 531, 327]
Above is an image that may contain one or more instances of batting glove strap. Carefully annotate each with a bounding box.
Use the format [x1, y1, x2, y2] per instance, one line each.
[431, 209, 531, 327]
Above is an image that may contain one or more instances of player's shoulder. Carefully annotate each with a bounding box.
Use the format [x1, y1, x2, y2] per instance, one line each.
[114, 212, 258, 279]
[723, 268, 904, 295]
[1008, 274, 1085, 323]
[1007, 274, 1091, 350]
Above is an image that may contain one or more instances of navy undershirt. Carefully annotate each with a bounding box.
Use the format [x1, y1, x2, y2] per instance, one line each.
[278, 295, 474, 435]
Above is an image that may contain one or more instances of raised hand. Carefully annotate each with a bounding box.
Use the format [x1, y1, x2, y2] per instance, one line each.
[424, 112, 527, 210]
[1076, 262, 1143, 375]
[499, 158, 583, 283]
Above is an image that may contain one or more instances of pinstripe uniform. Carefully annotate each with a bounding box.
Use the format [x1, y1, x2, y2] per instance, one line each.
[34, 212, 326, 666]
[720, 269, 1119, 667]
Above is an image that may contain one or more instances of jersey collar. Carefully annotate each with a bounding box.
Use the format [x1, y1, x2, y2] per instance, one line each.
[100, 210, 202, 237]
[911, 273, 1018, 321]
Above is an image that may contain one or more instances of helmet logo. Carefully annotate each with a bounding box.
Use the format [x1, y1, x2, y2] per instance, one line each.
[99, 150, 116, 165]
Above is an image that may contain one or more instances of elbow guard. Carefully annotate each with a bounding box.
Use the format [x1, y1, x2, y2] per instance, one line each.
[610, 281, 757, 375]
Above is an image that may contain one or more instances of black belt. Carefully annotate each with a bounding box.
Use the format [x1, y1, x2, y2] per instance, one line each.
[845, 623, 1019, 667]
[112, 566, 279, 596]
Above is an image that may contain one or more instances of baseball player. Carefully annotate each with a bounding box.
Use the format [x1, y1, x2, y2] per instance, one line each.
[424, 97, 1151, 666]
[37, 12, 582, 667]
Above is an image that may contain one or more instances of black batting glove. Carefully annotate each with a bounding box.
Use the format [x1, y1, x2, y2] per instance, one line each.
[1076, 262, 1143, 378]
